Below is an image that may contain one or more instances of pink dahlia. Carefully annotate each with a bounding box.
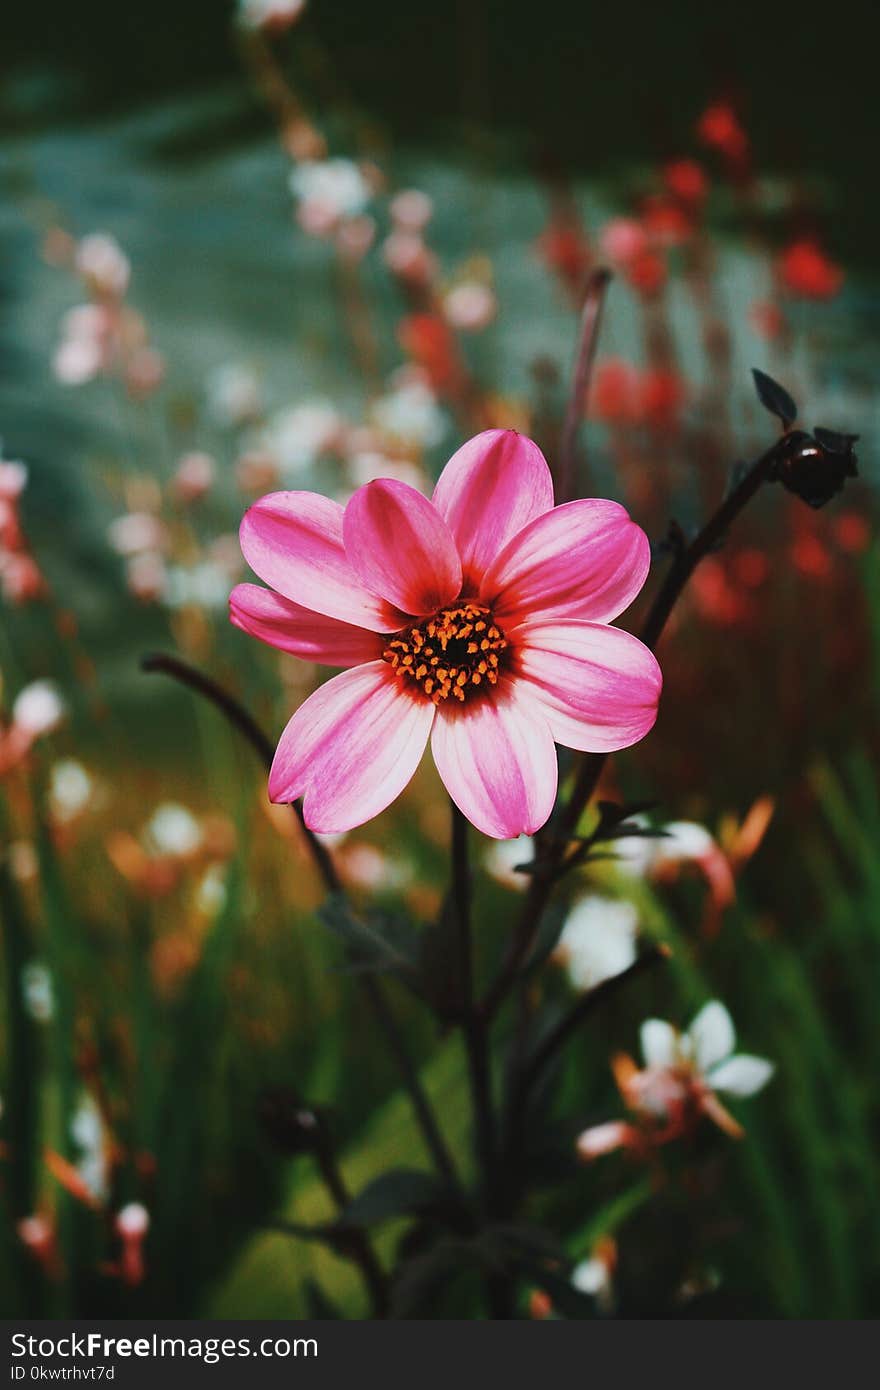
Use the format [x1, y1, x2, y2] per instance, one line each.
[230, 429, 661, 839]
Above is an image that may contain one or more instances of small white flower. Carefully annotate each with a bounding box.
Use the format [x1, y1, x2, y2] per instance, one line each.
[338, 843, 412, 891]
[290, 159, 371, 226]
[126, 552, 167, 603]
[238, 0, 306, 30]
[196, 865, 227, 916]
[557, 895, 639, 991]
[261, 400, 342, 478]
[444, 281, 497, 332]
[484, 835, 533, 891]
[165, 562, 231, 612]
[12, 682, 65, 739]
[108, 512, 167, 558]
[0, 458, 28, 500]
[49, 760, 93, 822]
[389, 189, 433, 232]
[115, 1202, 150, 1238]
[207, 364, 262, 428]
[75, 234, 130, 297]
[613, 817, 718, 876]
[571, 1239, 617, 1313]
[145, 803, 202, 858]
[371, 374, 446, 448]
[22, 961, 54, 1023]
[71, 1095, 108, 1203]
[640, 1000, 774, 1099]
[345, 451, 427, 494]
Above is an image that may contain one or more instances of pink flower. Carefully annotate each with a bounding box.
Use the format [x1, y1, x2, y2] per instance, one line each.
[230, 430, 661, 838]
[598, 218, 648, 267]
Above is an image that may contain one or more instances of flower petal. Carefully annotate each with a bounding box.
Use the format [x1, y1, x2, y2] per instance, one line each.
[240, 491, 402, 632]
[480, 498, 651, 624]
[268, 662, 434, 832]
[430, 678, 557, 839]
[709, 1054, 775, 1097]
[513, 620, 661, 752]
[689, 1001, 736, 1071]
[230, 583, 382, 667]
[576, 1120, 637, 1161]
[640, 1019, 677, 1068]
[343, 479, 461, 616]
[431, 429, 555, 586]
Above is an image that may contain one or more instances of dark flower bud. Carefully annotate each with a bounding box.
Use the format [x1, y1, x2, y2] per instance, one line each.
[772, 429, 858, 509]
[258, 1085, 332, 1157]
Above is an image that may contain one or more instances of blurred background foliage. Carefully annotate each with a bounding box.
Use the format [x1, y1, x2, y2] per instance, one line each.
[1, 0, 878, 1319]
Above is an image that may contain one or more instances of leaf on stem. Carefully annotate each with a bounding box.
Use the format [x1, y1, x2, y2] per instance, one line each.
[751, 368, 798, 427]
[340, 1169, 451, 1227]
[318, 895, 419, 981]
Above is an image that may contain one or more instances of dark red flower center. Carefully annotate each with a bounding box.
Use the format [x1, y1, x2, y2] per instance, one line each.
[382, 601, 509, 705]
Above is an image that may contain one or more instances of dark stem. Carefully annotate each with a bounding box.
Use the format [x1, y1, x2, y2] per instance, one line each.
[360, 973, 459, 1189]
[313, 1142, 391, 1318]
[499, 947, 668, 1210]
[518, 944, 669, 1098]
[141, 651, 459, 1191]
[140, 652, 341, 895]
[450, 802, 499, 1206]
[557, 267, 612, 503]
[449, 800, 509, 1316]
[479, 435, 784, 1022]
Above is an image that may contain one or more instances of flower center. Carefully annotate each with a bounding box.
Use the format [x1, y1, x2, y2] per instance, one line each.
[382, 601, 509, 705]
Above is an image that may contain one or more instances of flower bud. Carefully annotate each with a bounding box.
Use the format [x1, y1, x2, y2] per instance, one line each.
[774, 429, 858, 509]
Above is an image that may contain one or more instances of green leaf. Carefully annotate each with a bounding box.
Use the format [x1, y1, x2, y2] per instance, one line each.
[318, 895, 418, 980]
[341, 1168, 450, 1227]
[751, 368, 797, 426]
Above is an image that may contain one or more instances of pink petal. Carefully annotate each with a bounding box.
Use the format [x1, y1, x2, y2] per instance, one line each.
[240, 491, 403, 632]
[229, 583, 382, 667]
[479, 498, 651, 625]
[513, 619, 662, 752]
[269, 662, 434, 832]
[431, 430, 555, 587]
[343, 479, 462, 616]
[430, 678, 557, 839]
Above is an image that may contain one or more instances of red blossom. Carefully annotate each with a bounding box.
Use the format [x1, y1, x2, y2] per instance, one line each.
[638, 366, 686, 430]
[663, 159, 709, 208]
[590, 358, 641, 425]
[777, 240, 844, 300]
[697, 101, 748, 164]
[624, 248, 668, 298]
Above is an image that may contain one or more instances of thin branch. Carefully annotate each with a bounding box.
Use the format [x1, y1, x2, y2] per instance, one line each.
[141, 652, 341, 895]
[557, 268, 612, 503]
[498, 947, 669, 1207]
[520, 944, 669, 1095]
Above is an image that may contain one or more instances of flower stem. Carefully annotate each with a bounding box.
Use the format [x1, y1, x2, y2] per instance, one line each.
[450, 801, 499, 1205]
[140, 651, 460, 1191]
[517, 944, 669, 1099]
[498, 947, 668, 1215]
[140, 652, 341, 894]
[479, 434, 785, 1022]
[557, 267, 612, 503]
[312, 1139, 391, 1318]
